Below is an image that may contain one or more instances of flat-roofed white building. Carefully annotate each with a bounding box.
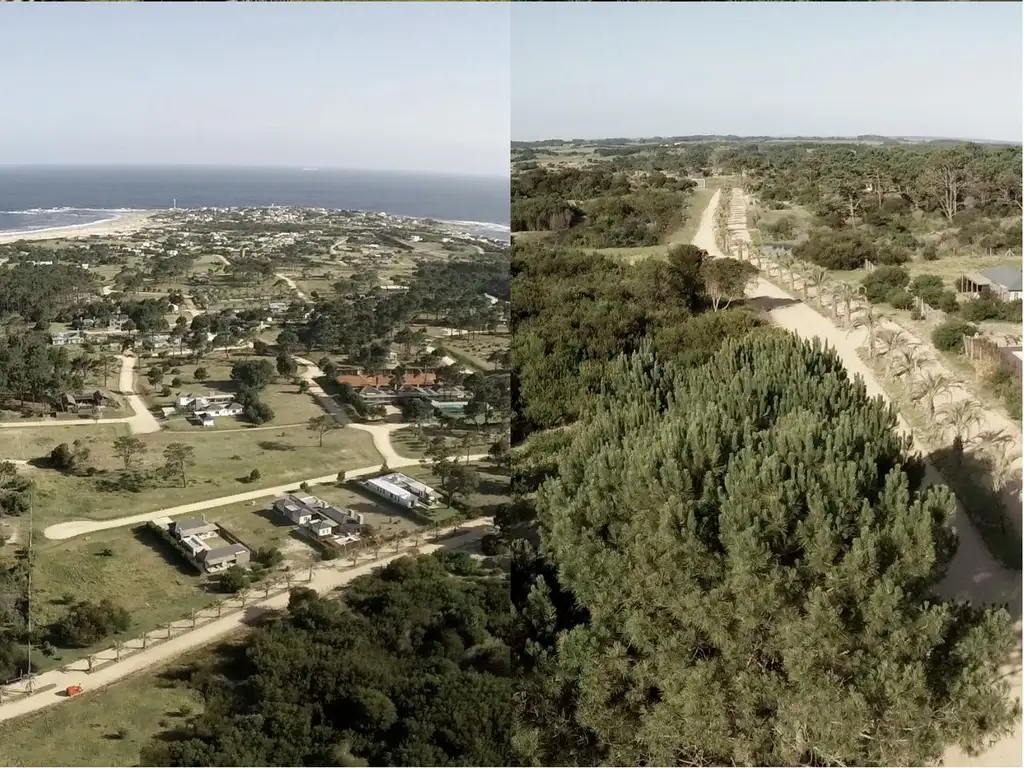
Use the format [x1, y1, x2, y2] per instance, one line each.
[364, 476, 417, 508]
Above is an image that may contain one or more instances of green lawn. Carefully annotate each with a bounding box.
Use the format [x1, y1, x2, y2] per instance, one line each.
[390, 422, 495, 460]
[442, 333, 508, 371]
[0, 642, 218, 767]
[21, 423, 381, 527]
[140, 360, 327, 426]
[31, 525, 212, 652]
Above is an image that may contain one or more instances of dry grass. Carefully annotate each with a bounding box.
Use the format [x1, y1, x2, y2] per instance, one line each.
[21, 423, 381, 527]
[443, 333, 509, 371]
[0, 643, 220, 767]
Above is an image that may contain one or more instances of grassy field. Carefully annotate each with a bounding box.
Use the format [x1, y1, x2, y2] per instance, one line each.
[442, 333, 508, 371]
[139, 360, 327, 428]
[390, 422, 495, 460]
[19, 423, 381, 527]
[31, 525, 213, 653]
[0, 641, 218, 767]
[755, 202, 816, 245]
[595, 186, 716, 263]
[0, 423, 131, 461]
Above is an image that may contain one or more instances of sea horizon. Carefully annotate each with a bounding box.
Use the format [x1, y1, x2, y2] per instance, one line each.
[0, 165, 510, 239]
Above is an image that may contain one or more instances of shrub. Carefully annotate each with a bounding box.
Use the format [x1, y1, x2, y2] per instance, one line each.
[909, 274, 945, 307]
[794, 231, 878, 271]
[887, 289, 914, 310]
[937, 291, 959, 313]
[861, 266, 909, 303]
[960, 298, 1002, 323]
[920, 243, 939, 261]
[244, 400, 275, 425]
[218, 565, 250, 594]
[931, 320, 978, 352]
[170, 377, 183, 387]
[480, 533, 509, 557]
[247, 468, 261, 482]
[51, 598, 131, 648]
[253, 547, 284, 568]
[194, 367, 208, 381]
[986, 367, 1023, 421]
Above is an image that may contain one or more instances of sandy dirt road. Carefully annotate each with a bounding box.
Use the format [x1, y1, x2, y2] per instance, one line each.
[0, 520, 491, 723]
[697, 189, 1021, 766]
[733, 191, 1021, 522]
[276, 272, 309, 302]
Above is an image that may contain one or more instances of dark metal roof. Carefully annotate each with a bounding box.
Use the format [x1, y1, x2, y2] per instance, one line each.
[977, 266, 1023, 292]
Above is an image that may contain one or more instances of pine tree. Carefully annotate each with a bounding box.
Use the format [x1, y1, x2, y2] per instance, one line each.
[520, 333, 1017, 767]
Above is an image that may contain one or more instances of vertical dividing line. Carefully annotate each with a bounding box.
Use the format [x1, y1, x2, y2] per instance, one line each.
[26, 498, 33, 683]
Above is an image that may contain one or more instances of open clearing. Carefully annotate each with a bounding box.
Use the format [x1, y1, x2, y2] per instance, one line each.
[31, 526, 213, 662]
[0, 642, 216, 767]
[442, 332, 509, 370]
[22, 424, 381, 527]
[596, 187, 716, 263]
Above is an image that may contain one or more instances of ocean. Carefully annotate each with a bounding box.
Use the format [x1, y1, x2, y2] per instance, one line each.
[0, 166, 510, 240]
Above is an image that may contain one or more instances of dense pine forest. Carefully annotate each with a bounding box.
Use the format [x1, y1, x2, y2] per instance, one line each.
[505, 142, 1019, 766]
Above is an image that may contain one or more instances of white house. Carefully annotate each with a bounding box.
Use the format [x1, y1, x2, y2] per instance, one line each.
[364, 476, 417, 508]
[198, 402, 243, 418]
[272, 493, 365, 540]
[51, 331, 85, 346]
[175, 393, 236, 413]
[384, 472, 441, 504]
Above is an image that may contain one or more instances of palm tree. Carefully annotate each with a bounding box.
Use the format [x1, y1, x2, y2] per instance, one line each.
[776, 253, 799, 289]
[972, 428, 1014, 457]
[849, 305, 886, 359]
[832, 282, 858, 327]
[803, 266, 830, 308]
[987, 450, 1018, 494]
[894, 344, 929, 383]
[875, 328, 907, 375]
[938, 399, 983, 458]
[913, 372, 955, 420]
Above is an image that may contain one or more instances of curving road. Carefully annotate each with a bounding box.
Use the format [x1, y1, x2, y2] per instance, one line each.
[275, 272, 309, 302]
[700, 189, 1020, 767]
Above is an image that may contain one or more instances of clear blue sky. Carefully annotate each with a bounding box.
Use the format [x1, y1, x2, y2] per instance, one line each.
[0, 3, 510, 176]
[512, 2, 1022, 143]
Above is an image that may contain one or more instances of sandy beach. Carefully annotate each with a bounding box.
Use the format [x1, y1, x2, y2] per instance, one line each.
[0, 211, 157, 245]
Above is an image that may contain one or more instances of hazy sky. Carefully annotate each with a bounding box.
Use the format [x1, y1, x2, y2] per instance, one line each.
[0, 4, 510, 176]
[512, 2, 1022, 142]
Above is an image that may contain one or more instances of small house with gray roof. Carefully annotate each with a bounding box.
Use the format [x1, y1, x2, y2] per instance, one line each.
[166, 517, 251, 572]
[961, 265, 1023, 302]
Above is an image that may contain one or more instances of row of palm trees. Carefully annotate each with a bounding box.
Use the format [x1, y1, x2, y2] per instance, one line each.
[715, 201, 1017, 491]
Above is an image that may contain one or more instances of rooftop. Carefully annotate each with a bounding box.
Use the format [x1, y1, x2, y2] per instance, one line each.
[976, 265, 1023, 292]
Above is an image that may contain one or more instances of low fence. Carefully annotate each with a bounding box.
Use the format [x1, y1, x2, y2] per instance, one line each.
[0, 521, 480, 708]
[965, 335, 1023, 381]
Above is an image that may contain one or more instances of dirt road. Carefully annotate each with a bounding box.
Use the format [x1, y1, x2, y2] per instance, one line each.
[735, 191, 1022, 510]
[276, 272, 309, 302]
[0, 356, 160, 435]
[697, 189, 1021, 766]
[0, 520, 491, 723]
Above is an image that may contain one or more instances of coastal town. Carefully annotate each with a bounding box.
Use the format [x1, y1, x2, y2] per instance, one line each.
[0, 206, 511, 735]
